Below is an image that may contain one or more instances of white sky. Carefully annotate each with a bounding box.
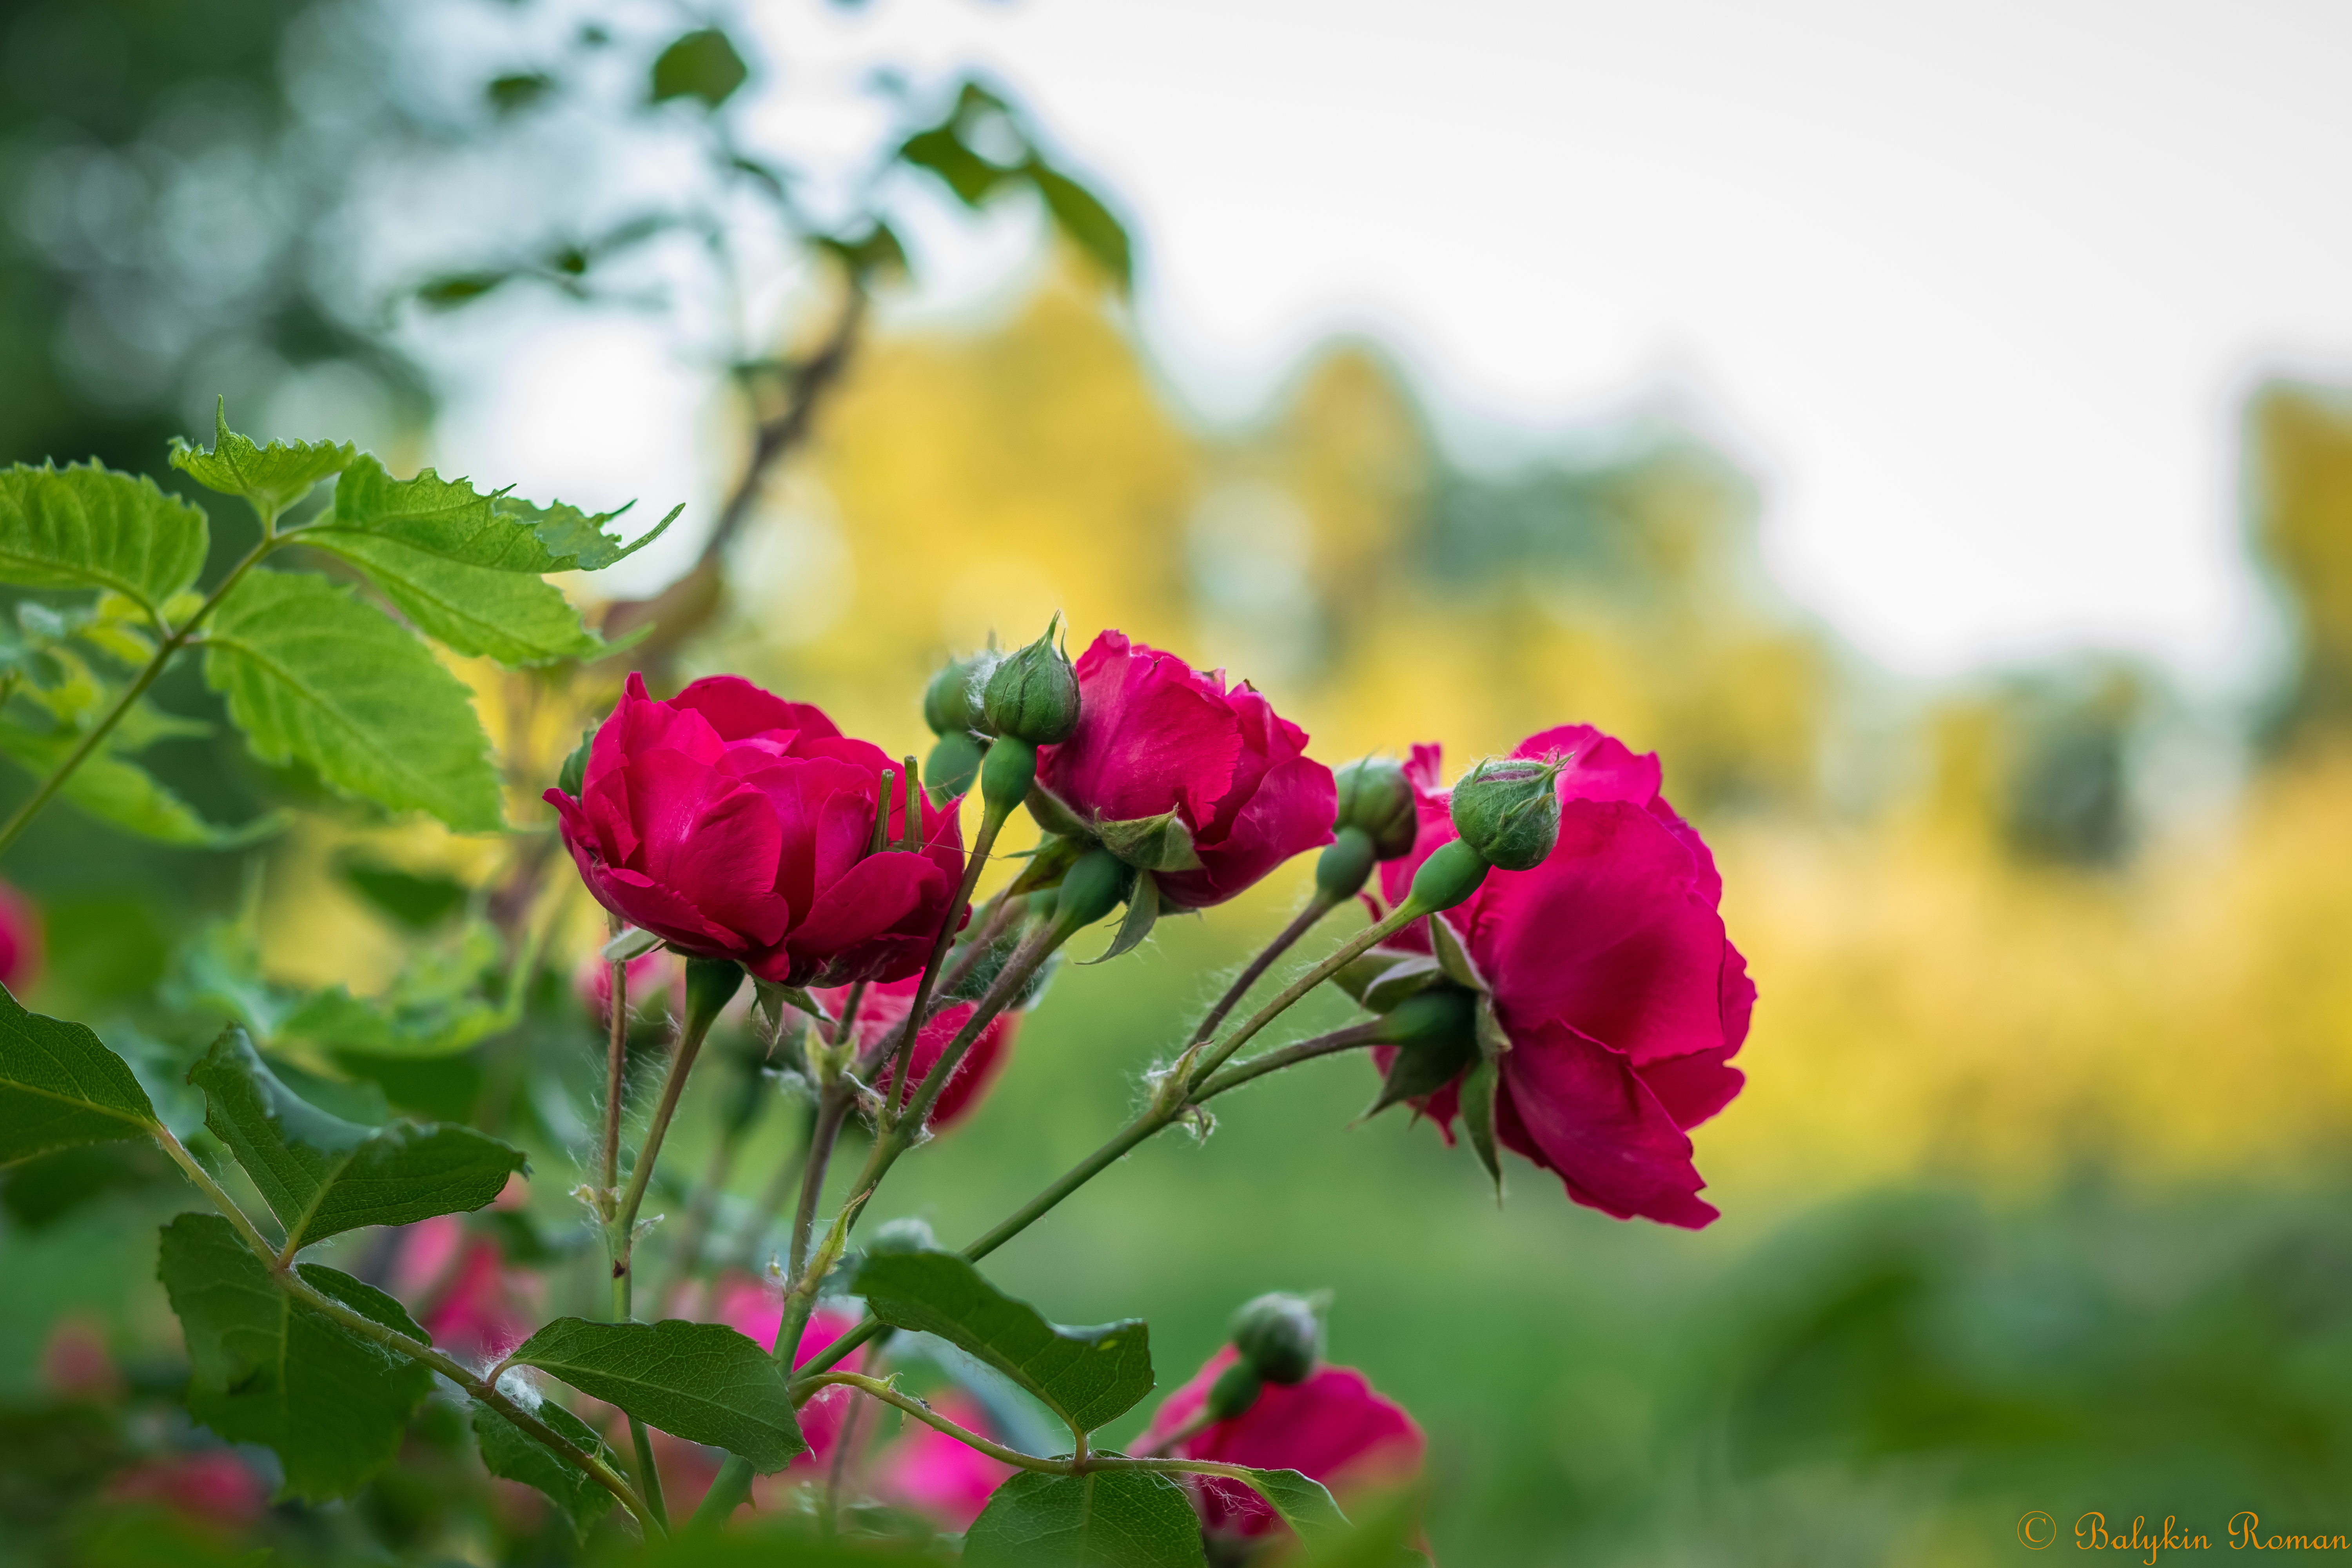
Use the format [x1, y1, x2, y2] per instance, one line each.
[438, 0, 2352, 688]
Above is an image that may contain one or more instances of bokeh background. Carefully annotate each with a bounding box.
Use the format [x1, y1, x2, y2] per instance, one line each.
[6, 1, 2352, 1563]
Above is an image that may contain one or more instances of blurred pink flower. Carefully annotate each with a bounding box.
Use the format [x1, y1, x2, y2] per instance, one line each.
[811, 974, 1020, 1132]
[869, 1390, 1015, 1529]
[0, 879, 42, 992]
[575, 946, 679, 1028]
[109, 1449, 269, 1528]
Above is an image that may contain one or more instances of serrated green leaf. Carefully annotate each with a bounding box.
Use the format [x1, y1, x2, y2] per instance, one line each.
[492, 496, 678, 572]
[168, 403, 354, 522]
[1029, 162, 1132, 292]
[508, 1318, 806, 1472]
[0, 462, 208, 626]
[0, 717, 286, 848]
[319, 456, 562, 571]
[853, 1250, 1154, 1437]
[472, 1399, 615, 1540]
[651, 27, 748, 107]
[278, 984, 515, 1058]
[964, 1467, 1206, 1568]
[158, 1211, 434, 1501]
[1228, 1468, 1350, 1554]
[0, 984, 157, 1164]
[303, 528, 603, 664]
[201, 568, 504, 831]
[189, 1026, 526, 1250]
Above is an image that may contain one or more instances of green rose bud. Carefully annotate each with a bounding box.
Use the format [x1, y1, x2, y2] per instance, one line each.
[922, 652, 993, 737]
[1333, 756, 1418, 860]
[1314, 825, 1379, 902]
[1448, 755, 1565, 872]
[923, 729, 986, 805]
[982, 615, 1081, 746]
[1230, 1292, 1321, 1385]
[557, 726, 595, 797]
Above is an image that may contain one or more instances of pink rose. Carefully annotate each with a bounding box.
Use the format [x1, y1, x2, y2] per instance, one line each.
[108, 1449, 269, 1529]
[575, 947, 678, 1027]
[869, 1390, 1016, 1528]
[1374, 727, 1754, 1228]
[546, 675, 964, 987]
[0, 880, 41, 992]
[810, 974, 1020, 1132]
[1034, 631, 1336, 908]
[1141, 1347, 1424, 1539]
[391, 1214, 539, 1363]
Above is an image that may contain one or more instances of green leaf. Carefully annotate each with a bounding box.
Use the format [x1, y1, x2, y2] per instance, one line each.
[201, 568, 505, 831]
[853, 1250, 1154, 1437]
[964, 1467, 1206, 1568]
[157, 1212, 434, 1501]
[278, 984, 515, 1058]
[508, 1318, 806, 1472]
[168, 402, 355, 522]
[188, 1026, 527, 1251]
[419, 272, 513, 309]
[0, 461, 208, 626]
[0, 984, 157, 1164]
[1226, 1468, 1350, 1553]
[493, 495, 679, 572]
[1084, 870, 1159, 966]
[0, 718, 285, 848]
[486, 71, 555, 114]
[651, 28, 749, 107]
[302, 529, 604, 664]
[337, 855, 469, 929]
[321, 456, 565, 573]
[1029, 162, 1133, 292]
[472, 1400, 615, 1540]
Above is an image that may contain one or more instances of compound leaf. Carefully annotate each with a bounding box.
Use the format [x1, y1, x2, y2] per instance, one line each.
[508, 1318, 805, 1473]
[0, 462, 208, 626]
[201, 568, 504, 831]
[188, 1026, 526, 1251]
[0, 984, 157, 1164]
[158, 1212, 434, 1501]
[169, 403, 355, 521]
[964, 1467, 1206, 1568]
[853, 1249, 1154, 1437]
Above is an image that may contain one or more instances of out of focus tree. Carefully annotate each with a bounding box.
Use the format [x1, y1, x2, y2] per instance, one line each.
[2251, 381, 2352, 744]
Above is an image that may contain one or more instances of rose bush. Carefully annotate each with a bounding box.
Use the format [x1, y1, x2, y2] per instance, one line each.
[1034, 630, 1336, 907]
[1370, 726, 1755, 1227]
[548, 675, 964, 986]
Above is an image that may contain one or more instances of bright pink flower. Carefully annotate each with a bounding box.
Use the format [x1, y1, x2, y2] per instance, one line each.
[392, 1215, 539, 1362]
[547, 675, 964, 987]
[1141, 1347, 1424, 1539]
[0, 880, 42, 992]
[1373, 728, 1753, 1228]
[810, 974, 1019, 1131]
[870, 1391, 1015, 1528]
[109, 1449, 269, 1528]
[575, 947, 677, 1027]
[1035, 631, 1336, 908]
[707, 1275, 868, 1471]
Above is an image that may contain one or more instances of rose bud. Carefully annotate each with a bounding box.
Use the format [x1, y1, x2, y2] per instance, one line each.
[1315, 754, 1418, 900]
[923, 651, 994, 737]
[1368, 731, 1754, 1228]
[1230, 1291, 1321, 1385]
[1448, 754, 1566, 871]
[982, 617, 1081, 746]
[545, 675, 965, 988]
[1034, 631, 1337, 908]
[1141, 1347, 1425, 1541]
[0, 880, 41, 992]
[811, 973, 1022, 1132]
[923, 729, 986, 805]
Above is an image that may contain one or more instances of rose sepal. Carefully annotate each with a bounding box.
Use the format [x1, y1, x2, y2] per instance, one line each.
[1094, 808, 1206, 873]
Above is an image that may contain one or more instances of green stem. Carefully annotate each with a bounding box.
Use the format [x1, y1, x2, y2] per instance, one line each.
[0, 531, 276, 857]
[1191, 1019, 1387, 1100]
[151, 1127, 660, 1537]
[610, 1003, 719, 1257]
[1187, 894, 1337, 1046]
[1183, 897, 1426, 1092]
[600, 948, 630, 1217]
[880, 797, 1013, 1127]
[920, 887, 1022, 1025]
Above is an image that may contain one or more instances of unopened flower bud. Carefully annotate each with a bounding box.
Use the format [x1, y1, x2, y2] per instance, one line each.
[1314, 826, 1378, 902]
[924, 730, 985, 804]
[1230, 1292, 1320, 1385]
[982, 616, 1080, 746]
[557, 726, 595, 798]
[922, 653, 991, 737]
[1448, 756, 1564, 872]
[1333, 757, 1417, 860]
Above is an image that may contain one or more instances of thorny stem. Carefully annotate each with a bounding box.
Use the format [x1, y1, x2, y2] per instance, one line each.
[150, 1127, 660, 1537]
[0, 529, 277, 856]
[1186, 894, 1338, 1046]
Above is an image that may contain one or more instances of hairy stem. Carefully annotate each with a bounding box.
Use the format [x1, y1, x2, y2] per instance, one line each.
[599, 949, 629, 1219]
[1183, 898, 1425, 1092]
[921, 887, 1023, 1025]
[880, 798, 1013, 1127]
[1187, 894, 1337, 1046]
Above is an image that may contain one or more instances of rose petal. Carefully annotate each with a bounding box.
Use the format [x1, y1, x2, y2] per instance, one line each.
[671, 675, 842, 745]
[1497, 1020, 1719, 1228]
[1159, 753, 1337, 909]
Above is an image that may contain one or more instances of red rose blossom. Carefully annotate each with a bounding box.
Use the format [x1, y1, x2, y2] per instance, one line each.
[1140, 1347, 1424, 1538]
[811, 973, 1020, 1132]
[869, 1390, 1017, 1528]
[1373, 726, 1754, 1228]
[546, 675, 964, 986]
[1034, 631, 1336, 908]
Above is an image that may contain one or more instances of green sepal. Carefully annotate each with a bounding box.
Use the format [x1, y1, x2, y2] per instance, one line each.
[1095, 809, 1205, 873]
[471, 1399, 617, 1541]
[853, 1248, 1154, 1438]
[1474, 994, 1514, 1062]
[168, 401, 354, 521]
[1459, 1056, 1504, 1198]
[506, 1317, 806, 1473]
[1005, 833, 1085, 899]
[1083, 869, 1159, 965]
[1024, 780, 1093, 841]
[963, 1465, 1205, 1568]
[1361, 955, 1445, 1013]
[157, 1212, 434, 1501]
[0, 984, 157, 1165]
[187, 1026, 528, 1251]
[1427, 915, 1490, 994]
